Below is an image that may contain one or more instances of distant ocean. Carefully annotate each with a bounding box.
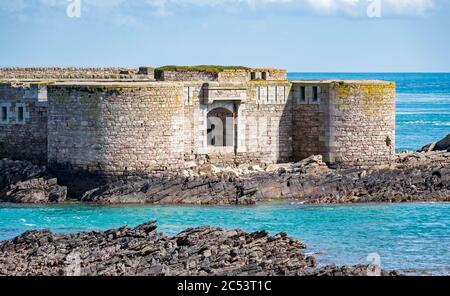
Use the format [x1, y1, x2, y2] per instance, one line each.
[288, 73, 450, 152]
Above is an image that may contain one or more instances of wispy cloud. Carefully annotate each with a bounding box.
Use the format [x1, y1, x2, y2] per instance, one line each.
[145, 0, 436, 17]
[0, 0, 438, 19]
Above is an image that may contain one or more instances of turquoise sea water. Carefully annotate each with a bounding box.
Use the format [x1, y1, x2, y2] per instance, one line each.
[0, 202, 449, 275]
[288, 73, 450, 151]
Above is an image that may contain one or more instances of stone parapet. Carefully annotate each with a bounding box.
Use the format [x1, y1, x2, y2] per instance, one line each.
[0, 67, 155, 80]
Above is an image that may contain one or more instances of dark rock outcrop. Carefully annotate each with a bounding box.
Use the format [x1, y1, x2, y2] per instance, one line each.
[4, 151, 450, 205]
[420, 134, 450, 152]
[81, 153, 450, 205]
[81, 176, 257, 205]
[80, 155, 329, 205]
[281, 152, 450, 204]
[0, 159, 67, 203]
[0, 221, 397, 276]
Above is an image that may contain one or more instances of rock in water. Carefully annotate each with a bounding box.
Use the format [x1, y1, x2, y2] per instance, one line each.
[81, 176, 257, 205]
[420, 134, 450, 152]
[80, 155, 330, 205]
[0, 159, 67, 203]
[436, 134, 450, 151]
[0, 221, 398, 276]
[80, 152, 450, 205]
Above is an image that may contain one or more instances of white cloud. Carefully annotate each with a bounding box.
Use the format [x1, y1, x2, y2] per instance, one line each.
[384, 0, 435, 16]
[0, 0, 438, 18]
[145, 0, 437, 17]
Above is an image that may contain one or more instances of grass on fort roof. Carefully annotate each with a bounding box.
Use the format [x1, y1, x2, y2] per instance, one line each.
[156, 65, 250, 73]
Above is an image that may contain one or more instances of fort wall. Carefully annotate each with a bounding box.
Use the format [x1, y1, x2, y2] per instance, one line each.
[218, 70, 251, 83]
[329, 81, 396, 167]
[0, 68, 155, 80]
[0, 83, 48, 164]
[252, 69, 288, 81]
[156, 70, 218, 82]
[291, 82, 330, 163]
[240, 81, 293, 164]
[0, 67, 397, 193]
[155, 69, 287, 83]
[47, 83, 186, 178]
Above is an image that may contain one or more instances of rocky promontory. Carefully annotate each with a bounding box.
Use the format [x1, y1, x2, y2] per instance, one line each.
[0, 221, 397, 276]
[1, 135, 450, 205]
[1, 151, 449, 205]
[80, 152, 450, 205]
[0, 159, 67, 203]
[420, 134, 450, 152]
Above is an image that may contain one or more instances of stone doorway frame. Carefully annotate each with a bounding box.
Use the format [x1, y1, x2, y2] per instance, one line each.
[202, 101, 240, 156]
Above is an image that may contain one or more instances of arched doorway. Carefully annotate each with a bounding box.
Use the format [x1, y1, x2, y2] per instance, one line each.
[207, 107, 234, 147]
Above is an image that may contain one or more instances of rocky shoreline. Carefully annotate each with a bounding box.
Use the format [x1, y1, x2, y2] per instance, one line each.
[0, 159, 66, 204]
[84, 134, 449, 206]
[1, 135, 449, 205]
[1, 152, 449, 205]
[0, 221, 398, 276]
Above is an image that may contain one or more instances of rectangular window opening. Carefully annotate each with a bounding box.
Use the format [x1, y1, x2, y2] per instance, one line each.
[300, 86, 306, 102]
[1, 107, 7, 122]
[18, 106, 24, 122]
[261, 72, 267, 80]
[312, 86, 319, 102]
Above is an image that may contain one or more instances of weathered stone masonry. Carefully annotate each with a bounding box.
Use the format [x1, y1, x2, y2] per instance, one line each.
[47, 83, 186, 176]
[0, 82, 48, 164]
[0, 67, 396, 184]
[0, 67, 155, 80]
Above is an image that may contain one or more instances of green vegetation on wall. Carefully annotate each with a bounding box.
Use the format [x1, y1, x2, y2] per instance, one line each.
[156, 65, 249, 73]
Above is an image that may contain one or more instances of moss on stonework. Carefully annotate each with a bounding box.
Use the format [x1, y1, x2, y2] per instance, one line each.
[335, 83, 395, 116]
[249, 80, 290, 86]
[31, 81, 55, 85]
[156, 65, 250, 74]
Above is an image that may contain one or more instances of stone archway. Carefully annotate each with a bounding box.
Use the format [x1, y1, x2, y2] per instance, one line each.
[207, 107, 234, 147]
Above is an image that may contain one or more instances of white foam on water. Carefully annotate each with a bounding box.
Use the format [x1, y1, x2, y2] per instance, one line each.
[403, 120, 450, 126]
[397, 111, 450, 115]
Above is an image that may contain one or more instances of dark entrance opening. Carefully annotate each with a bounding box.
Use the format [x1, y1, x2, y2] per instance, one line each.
[207, 107, 234, 147]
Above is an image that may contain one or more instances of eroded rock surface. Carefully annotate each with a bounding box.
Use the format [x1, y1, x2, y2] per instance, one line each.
[81, 153, 450, 205]
[81, 176, 257, 205]
[0, 221, 397, 276]
[420, 133, 450, 152]
[3, 151, 449, 205]
[0, 159, 67, 203]
[283, 152, 450, 204]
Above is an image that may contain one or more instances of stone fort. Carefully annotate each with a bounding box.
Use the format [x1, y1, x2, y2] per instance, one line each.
[0, 66, 396, 186]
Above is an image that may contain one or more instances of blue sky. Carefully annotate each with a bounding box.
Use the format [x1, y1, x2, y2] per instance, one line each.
[0, 0, 449, 72]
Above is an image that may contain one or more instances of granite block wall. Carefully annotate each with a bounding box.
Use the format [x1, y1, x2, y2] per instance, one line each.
[0, 68, 155, 80]
[179, 81, 293, 167]
[1, 75, 396, 186]
[218, 70, 251, 83]
[252, 69, 288, 81]
[156, 69, 287, 83]
[241, 81, 293, 164]
[47, 83, 186, 178]
[0, 83, 48, 164]
[329, 81, 396, 167]
[291, 82, 330, 163]
[156, 70, 219, 82]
